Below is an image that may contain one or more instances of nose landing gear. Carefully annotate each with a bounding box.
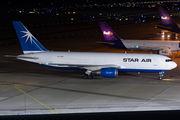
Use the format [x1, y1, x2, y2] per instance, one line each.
[159, 71, 164, 80]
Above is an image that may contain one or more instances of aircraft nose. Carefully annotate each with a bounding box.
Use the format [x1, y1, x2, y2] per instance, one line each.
[166, 61, 177, 70]
[171, 61, 177, 69]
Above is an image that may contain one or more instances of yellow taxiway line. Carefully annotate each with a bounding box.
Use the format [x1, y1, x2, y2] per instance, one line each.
[14, 86, 58, 114]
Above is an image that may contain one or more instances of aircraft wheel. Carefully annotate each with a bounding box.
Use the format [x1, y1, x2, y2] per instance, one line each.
[83, 75, 89, 79]
[158, 75, 163, 80]
[158, 72, 164, 80]
[159, 77, 162, 80]
[88, 75, 94, 79]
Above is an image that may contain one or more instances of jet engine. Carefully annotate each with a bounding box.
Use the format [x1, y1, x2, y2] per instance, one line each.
[93, 68, 118, 78]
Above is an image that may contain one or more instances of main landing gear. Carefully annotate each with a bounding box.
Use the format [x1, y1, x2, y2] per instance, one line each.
[83, 70, 94, 79]
[159, 71, 164, 80]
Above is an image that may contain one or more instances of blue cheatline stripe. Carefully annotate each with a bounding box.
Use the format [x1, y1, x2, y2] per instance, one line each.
[12, 21, 48, 53]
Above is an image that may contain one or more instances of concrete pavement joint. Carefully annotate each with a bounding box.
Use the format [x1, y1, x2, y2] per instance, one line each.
[14, 86, 58, 114]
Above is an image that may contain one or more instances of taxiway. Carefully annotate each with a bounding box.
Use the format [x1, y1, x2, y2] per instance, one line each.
[1, 19, 180, 115]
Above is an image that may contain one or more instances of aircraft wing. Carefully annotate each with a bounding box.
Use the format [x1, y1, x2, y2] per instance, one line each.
[48, 63, 120, 70]
[138, 46, 171, 51]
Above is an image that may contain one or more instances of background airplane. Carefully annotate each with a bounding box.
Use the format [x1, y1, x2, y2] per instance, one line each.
[156, 6, 180, 34]
[99, 21, 180, 55]
[9, 21, 177, 79]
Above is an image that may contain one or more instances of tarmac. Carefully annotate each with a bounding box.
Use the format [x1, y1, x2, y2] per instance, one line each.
[1, 19, 180, 115]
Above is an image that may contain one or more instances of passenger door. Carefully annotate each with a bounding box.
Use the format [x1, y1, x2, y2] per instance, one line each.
[153, 58, 158, 66]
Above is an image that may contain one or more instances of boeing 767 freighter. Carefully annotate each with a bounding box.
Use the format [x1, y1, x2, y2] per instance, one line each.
[8, 21, 177, 80]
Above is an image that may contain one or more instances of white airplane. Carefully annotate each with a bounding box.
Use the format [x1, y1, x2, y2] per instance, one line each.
[99, 21, 180, 55]
[10, 21, 177, 80]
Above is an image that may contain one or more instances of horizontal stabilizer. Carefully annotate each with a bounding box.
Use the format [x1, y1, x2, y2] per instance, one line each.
[5, 55, 38, 59]
[4, 55, 17, 58]
[156, 25, 172, 30]
[155, 25, 180, 33]
[17, 56, 39, 59]
[96, 41, 114, 45]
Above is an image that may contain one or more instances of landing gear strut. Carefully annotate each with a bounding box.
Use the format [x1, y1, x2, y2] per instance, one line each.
[83, 70, 94, 79]
[159, 71, 164, 80]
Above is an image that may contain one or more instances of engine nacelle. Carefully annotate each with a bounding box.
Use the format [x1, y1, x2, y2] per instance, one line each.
[101, 68, 118, 78]
[159, 49, 171, 55]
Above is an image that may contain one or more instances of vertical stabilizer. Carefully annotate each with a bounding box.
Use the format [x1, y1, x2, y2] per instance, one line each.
[99, 21, 122, 41]
[99, 21, 126, 49]
[12, 21, 48, 54]
[157, 6, 180, 32]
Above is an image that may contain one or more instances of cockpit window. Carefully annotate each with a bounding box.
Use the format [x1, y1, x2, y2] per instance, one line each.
[165, 59, 173, 62]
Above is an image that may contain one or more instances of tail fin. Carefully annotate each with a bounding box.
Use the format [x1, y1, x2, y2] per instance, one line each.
[99, 21, 122, 41]
[12, 21, 48, 54]
[99, 21, 126, 49]
[157, 6, 180, 32]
